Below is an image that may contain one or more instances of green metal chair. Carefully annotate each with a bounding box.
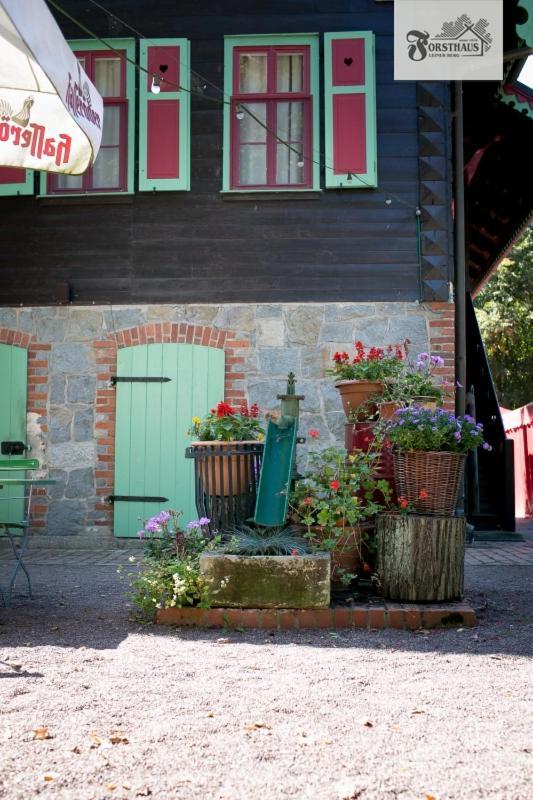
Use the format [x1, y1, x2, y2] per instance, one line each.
[0, 458, 42, 606]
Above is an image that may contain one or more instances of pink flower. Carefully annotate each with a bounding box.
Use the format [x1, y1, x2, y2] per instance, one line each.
[308, 428, 320, 439]
[290, 549, 299, 556]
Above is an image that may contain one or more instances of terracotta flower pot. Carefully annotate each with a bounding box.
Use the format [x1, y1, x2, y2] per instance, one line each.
[335, 380, 383, 420]
[411, 396, 438, 409]
[379, 400, 404, 420]
[310, 524, 363, 588]
[191, 441, 258, 496]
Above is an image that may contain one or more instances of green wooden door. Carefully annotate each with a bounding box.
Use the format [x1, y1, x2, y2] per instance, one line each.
[0, 344, 28, 523]
[113, 343, 225, 537]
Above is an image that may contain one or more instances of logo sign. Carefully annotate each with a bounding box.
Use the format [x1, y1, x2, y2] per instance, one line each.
[394, 0, 503, 80]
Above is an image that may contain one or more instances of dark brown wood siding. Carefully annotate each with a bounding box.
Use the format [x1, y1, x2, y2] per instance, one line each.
[0, 0, 452, 305]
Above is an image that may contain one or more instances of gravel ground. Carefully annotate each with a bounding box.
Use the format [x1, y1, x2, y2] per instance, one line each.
[0, 561, 531, 800]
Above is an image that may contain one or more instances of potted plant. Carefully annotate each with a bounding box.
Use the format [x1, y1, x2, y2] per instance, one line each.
[326, 341, 406, 420]
[385, 406, 489, 516]
[378, 352, 449, 418]
[289, 446, 391, 587]
[187, 401, 265, 496]
[199, 524, 331, 609]
[120, 512, 218, 621]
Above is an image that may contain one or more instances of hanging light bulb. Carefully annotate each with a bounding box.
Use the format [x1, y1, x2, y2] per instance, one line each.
[385, 197, 392, 205]
[235, 104, 245, 120]
[297, 154, 305, 168]
[346, 172, 354, 181]
[150, 75, 161, 94]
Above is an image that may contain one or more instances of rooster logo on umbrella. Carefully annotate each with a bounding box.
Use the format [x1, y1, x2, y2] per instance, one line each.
[0, 96, 34, 127]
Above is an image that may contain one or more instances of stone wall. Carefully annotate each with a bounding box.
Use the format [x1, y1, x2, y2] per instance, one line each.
[0, 302, 454, 541]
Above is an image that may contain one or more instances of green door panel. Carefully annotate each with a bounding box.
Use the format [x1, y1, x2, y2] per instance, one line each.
[113, 343, 225, 537]
[0, 344, 28, 523]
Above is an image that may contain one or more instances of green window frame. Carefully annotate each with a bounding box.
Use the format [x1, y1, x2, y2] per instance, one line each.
[0, 170, 34, 197]
[222, 33, 320, 193]
[39, 38, 136, 197]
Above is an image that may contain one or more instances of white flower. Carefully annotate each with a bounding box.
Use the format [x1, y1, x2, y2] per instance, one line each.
[128, 556, 136, 563]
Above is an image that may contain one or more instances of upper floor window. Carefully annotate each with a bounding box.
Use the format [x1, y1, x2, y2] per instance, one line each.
[223, 35, 320, 191]
[48, 47, 130, 194]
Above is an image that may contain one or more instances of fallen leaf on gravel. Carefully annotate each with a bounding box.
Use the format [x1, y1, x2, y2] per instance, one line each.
[456, 628, 465, 632]
[3, 729, 13, 741]
[71, 745, 82, 754]
[106, 784, 117, 791]
[43, 773, 57, 782]
[135, 788, 152, 796]
[49, 626, 60, 632]
[207, 712, 214, 717]
[123, 785, 131, 790]
[10, 663, 22, 671]
[33, 727, 52, 740]
[411, 709, 426, 715]
[109, 731, 129, 745]
[216, 637, 231, 644]
[426, 795, 436, 800]
[361, 720, 373, 728]
[89, 732, 102, 748]
[244, 722, 271, 732]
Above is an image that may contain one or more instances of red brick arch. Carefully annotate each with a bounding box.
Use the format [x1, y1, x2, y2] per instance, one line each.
[0, 328, 51, 529]
[92, 323, 251, 527]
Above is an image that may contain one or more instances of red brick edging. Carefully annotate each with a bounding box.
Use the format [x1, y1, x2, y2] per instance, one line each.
[156, 602, 476, 630]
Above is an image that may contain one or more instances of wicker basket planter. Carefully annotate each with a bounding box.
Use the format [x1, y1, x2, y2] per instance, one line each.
[335, 380, 383, 419]
[393, 451, 466, 516]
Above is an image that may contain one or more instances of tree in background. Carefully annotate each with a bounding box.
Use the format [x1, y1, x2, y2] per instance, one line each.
[474, 226, 533, 409]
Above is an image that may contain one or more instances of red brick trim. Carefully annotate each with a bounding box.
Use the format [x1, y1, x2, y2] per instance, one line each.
[156, 602, 477, 629]
[93, 323, 252, 528]
[0, 328, 51, 530]
[426, 303, 455, 410]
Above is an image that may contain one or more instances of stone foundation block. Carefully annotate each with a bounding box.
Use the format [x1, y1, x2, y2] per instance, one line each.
[199, 552, 331, 609]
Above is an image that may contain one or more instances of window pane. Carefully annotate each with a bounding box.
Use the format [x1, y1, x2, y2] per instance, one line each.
[276, 54, 303, 92]
[239, 145, 267, 185]
[94, 58, 121, 97]
[239, 54, 267, 93]
[101, 106, 120, 146]
[276, 144, 304, 185]
[55, 173, 83, 190]
[239, 102, 267, 143]
[276, 101, 304, 143]
[92, 148, 120, 188]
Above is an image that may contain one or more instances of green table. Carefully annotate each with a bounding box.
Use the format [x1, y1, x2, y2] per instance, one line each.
[0, 477, 56, 606]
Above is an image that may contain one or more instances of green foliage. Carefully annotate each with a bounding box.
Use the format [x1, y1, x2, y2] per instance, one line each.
[326, 341, 406, 382]
[475, 227, 533, 408]
[188, 401, 264, 442]
[385, 406, 487, 453]
[289, 446, 391, 545]
[121, 511, 218, 621]
[221, 524, 310, 556]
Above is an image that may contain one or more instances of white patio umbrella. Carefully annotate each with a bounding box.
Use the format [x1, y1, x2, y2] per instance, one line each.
[0, 0, 103, 174]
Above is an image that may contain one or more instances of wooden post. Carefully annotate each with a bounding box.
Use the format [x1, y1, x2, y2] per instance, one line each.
[376, 514, 465, 602]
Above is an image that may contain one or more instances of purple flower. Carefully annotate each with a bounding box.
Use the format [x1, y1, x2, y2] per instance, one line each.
[430, 355, 445, 367]
[482, 442, 492, 451]
[454, 431, 462, 441]
[154, 510, 170, 525]
[199, 517, 210, 526]
[145, 519, 161, 533]
[187, 517, 211, 529]
[456, 381, 463, 388]
[464, 414, 474, 423]
[137, 529, 145, 540]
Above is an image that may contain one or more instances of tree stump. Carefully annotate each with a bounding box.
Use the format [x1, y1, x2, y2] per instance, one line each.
[376, 514, 465, 602]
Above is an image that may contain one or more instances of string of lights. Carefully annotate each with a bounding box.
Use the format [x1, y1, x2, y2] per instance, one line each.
[47, 0, 420, 213]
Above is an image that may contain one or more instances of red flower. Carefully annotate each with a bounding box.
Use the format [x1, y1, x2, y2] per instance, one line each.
[302, 496, 314, 506]
[333, 351, 349, 364]
[362, 562, 371, 573]
[308, 428, 320, 439]
[216, 402, 234, 417]
[250, 403, 259, 418]
[330, 479, 340, 491]
[290, 549, 299, 556]
[239, 401, 250, 417]
[399, 496, 408, 509]
[419, 489, 429, 500]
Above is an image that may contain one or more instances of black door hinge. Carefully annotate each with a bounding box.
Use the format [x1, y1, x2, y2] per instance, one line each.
[107, 495, 169, 504]
[110, 376, 171, 386]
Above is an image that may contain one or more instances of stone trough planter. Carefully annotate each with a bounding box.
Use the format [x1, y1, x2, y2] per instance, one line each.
[200, 551, 331, 609]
